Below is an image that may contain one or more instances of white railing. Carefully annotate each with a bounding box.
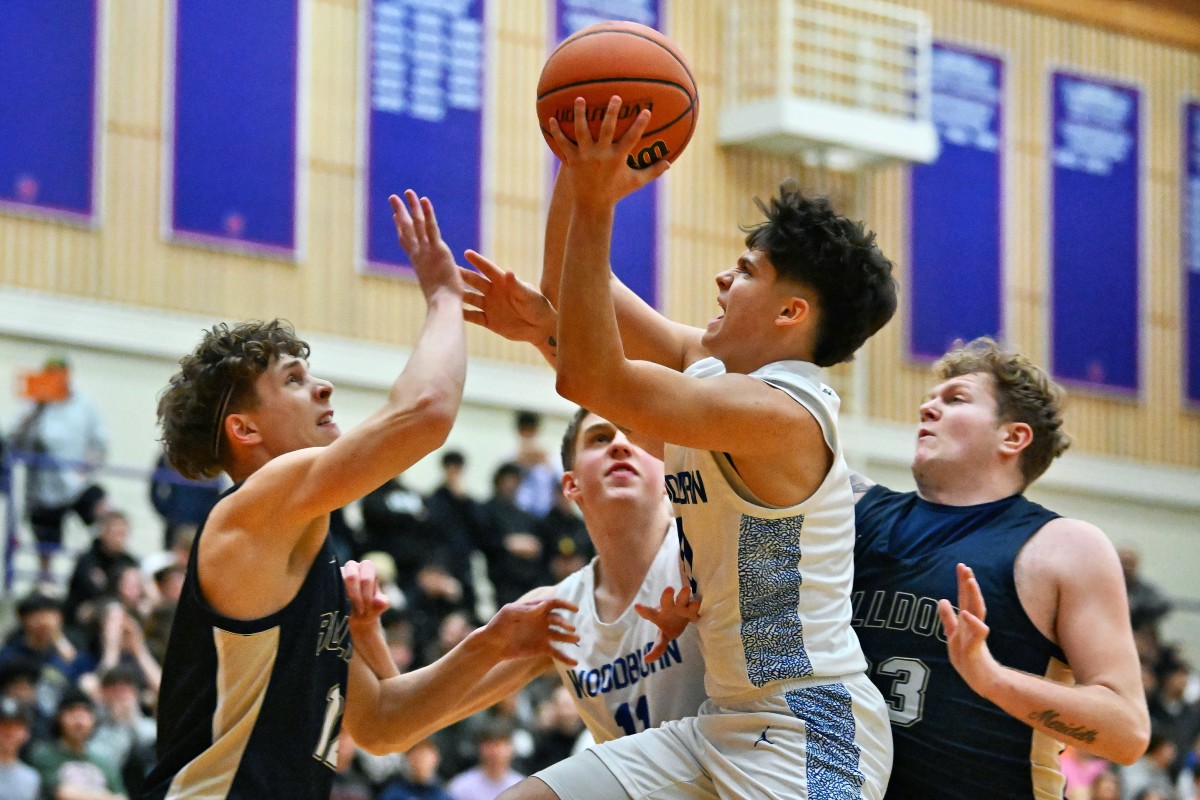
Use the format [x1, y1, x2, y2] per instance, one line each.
[719, 0, 938, 168]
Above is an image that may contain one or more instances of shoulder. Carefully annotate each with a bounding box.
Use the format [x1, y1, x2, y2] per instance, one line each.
[1020, 517, 1115, 574]
[520, 584, 559, 603]
[1016, 516, 1122, 602]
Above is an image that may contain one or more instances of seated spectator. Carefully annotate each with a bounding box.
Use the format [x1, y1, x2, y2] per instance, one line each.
[148, 449, 222, 549]
[139, 554, 185, 665]
[1121, 729, 1178, 800]
[446, 718, 524, 800]
[478, 463, 549, 607]
[424, 450, 485, 610]
[29, 687, 126, 800]
[380, 609, 416, 675]
[0, 696, 40, 800]
[329, 729, 375, 800]
[0, 658, 52, 743]
[1062, 744, 1115, 799]
[361, 474, 433, 589]
[526, 684, 586, 773]
[510, 410, 562, 519]
[1150, 649, 1200, 780]
[64, 511, 139, 633]
[1120, 547, 1174, 638]
[1092, 769, 1124, 800]
[91, 665, 156, 797]
[378, 738, 454, 800]
[0, 592, 95, 703]
[534, 489, 593, 584]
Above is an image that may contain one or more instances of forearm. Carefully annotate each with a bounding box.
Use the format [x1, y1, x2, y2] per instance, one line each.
[979, 665, 1149, 764]
[347, 626, 508, 754]
[539, 169, 572, 304]
[390, 291, 466, 431]
[349, 619, 400, 681]
[556, 205, 626, 403]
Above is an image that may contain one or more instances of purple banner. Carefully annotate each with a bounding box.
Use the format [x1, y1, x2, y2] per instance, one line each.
[1050, 72, 1140, 393]
[1186, 101, 1200, 406]
[0, 1, 99, 222]
[364, 0, 484, 273]
[553, 0, 663, 308]
[909, 44, 1004, 361]
[169, 0, 300, 254]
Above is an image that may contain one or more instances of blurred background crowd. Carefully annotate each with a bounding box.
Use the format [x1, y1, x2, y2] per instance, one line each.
[0, 358, 1196, 800]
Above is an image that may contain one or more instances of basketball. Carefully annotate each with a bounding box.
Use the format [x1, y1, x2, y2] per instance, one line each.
[536, 21, 698, 169]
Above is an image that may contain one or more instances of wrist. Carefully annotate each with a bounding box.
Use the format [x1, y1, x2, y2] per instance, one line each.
[426, 284, 464, 307]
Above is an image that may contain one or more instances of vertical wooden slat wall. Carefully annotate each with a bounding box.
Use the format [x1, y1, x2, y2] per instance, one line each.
[861, 0, 1200, 466]
[0, 0, 1195, 465]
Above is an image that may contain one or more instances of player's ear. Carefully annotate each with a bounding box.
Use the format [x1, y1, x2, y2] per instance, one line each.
[561, 471, 581, 502]
[227, 413, 262, 449]
[775, 296, 809, 329]
[999, 421, 1033, 456]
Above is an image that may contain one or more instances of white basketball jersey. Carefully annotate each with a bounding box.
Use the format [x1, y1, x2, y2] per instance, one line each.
[666, 358, 867, 703]
[550, 529, 708, 743]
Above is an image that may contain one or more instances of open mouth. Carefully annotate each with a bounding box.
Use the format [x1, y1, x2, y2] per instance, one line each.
[318, 412, 335, 427]
[606, 462, 637, 477]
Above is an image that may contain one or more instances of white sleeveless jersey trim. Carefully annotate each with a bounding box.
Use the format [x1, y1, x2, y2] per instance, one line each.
[550, 530, 708, 743]
[668, 358, 867, 702]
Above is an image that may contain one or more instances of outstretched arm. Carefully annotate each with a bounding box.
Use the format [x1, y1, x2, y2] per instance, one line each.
[542, 166, 705, 371]
[229, 191, 467, 532]
[343, 562, 577, 754]
[938, 522, 1149, 765]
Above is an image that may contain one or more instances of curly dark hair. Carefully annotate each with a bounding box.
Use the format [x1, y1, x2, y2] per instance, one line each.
[934, 337, 1071, 487]
[157, 320, 310, 480]
[743, 182, 897, 366]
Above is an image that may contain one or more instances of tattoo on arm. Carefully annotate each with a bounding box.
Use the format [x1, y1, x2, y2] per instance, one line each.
[1028, 710, 1098, 744]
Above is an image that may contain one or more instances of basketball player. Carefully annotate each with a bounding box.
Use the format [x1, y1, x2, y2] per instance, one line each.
[142, 191, 576, 800]
[490, 96, 898, 800]
[343, 406, 708, 750]
[850, 337, 1149, 799]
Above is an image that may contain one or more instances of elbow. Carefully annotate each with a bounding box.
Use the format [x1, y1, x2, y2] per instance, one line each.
[555, 370, 597, 408]
[1112, 716, 1151, 766]
[346, 716, 405, 757]
[407, 391, 458, 447]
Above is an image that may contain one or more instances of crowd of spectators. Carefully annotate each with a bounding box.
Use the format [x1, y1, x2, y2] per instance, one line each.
[0, 406, 594, 800]
[0, 365, 1196, 800]
[1059, 549, 1200, 800]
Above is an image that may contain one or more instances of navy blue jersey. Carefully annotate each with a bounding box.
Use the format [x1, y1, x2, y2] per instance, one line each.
[144, 489, 351, 800]
[852, 485, 1068, 800]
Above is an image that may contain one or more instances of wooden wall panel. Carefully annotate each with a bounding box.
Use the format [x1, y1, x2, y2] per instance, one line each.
[0, 0, 1196, 465]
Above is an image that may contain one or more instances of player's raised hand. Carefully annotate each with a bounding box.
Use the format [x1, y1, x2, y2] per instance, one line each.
[635, 585, 701, 663]
[547, 95, 669, 210]
[482, 597, 581, 666]
[341, 559, 390, 624]
[460, 250, 557, 345]
[938, 563, 1001, 698]
[390, 190, 463, 302]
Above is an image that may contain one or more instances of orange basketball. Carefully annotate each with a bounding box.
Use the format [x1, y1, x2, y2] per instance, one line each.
[536, 21, 698, 169]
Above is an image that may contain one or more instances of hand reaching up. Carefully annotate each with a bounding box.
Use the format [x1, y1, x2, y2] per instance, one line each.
[938, 563, 1001, 698]
[547, 95, 670, 211]
[460, 250, 557, 346]
[390, 190, 463, 302]
[635, 585, 701, 663]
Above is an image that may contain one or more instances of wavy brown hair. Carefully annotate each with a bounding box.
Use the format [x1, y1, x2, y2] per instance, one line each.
[934, 337, 1071, 487]
[157, 320, 310, 479]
